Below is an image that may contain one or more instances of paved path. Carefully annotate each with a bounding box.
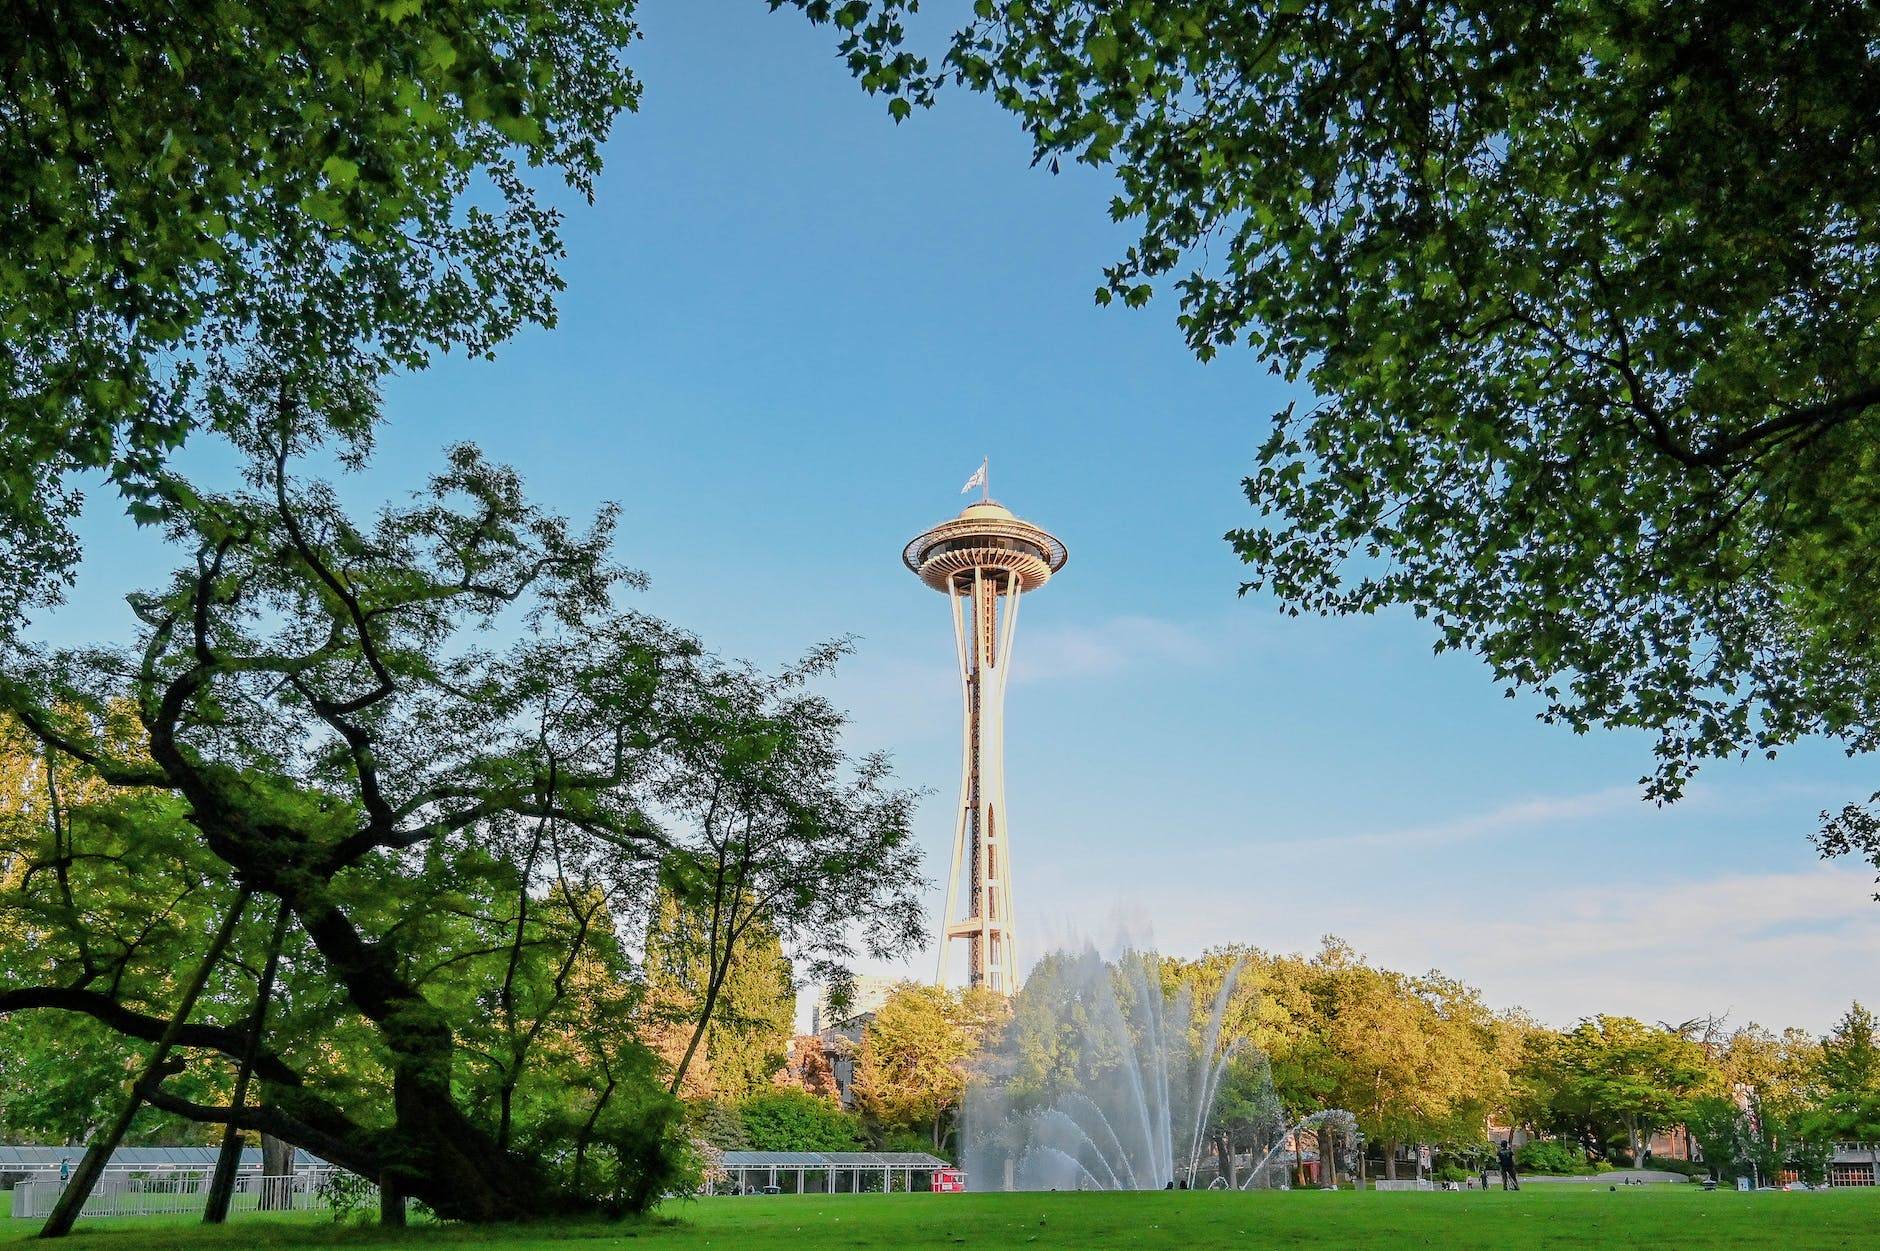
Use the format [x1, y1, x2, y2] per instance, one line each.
[1522, 1169, 1690, 1185]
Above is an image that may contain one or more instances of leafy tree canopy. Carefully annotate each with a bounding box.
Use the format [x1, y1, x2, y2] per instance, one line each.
[0, 0, 898, 625]
[854, 982, 1005, 1152]
[1524, 1015, 1710, 1163]
[738, 1089, 863, 1152]
[0, 0, 649, 617]
[1806, 1002, 1880, 1140]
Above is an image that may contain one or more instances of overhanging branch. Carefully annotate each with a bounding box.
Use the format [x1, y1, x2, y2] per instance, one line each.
[0, 986, 302, 1085]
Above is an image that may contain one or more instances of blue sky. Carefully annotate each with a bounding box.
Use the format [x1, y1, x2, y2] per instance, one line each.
[47, 3, 1878, 1032]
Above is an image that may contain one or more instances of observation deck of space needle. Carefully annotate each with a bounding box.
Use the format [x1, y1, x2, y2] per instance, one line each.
[902, 460, 1067, 996]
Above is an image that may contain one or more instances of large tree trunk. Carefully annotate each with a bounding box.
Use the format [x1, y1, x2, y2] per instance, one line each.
[1384, 1140, 1398, 1181]
[257, 1135, 297, 1211]
[274, 882, 575, 1220]
[136, 766, 612, 1220]
[380, 1173, 407, 1227]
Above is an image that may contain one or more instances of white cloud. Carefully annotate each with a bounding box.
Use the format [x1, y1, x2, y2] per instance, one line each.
[1013, 614, 1215, 683]
[1250, 785, 1653, 854]
[1396, 865, 1880, 1032]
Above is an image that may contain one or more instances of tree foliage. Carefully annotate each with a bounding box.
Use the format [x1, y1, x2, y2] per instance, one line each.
[1164, 945, 1877, 1180]
[0, 0, 650, 619]
[738, 1089, 862, 1152]
[643, 893, 796, 1102]
[1171, 939, 1505, 1179]
[854, 982, 1005, 1152]
[1522, 1015, 1710, 1165]
[1805, 1003, 1880, 1141]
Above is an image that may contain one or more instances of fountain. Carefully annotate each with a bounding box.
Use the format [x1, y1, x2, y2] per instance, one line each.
[960, 946, 1352, 1191]
[1237, 1110, 1361, 1189]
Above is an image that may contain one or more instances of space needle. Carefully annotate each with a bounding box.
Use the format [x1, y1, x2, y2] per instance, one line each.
[903, 463, 1067, 994]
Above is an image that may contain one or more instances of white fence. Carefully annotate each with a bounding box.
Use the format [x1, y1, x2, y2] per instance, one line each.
[1372, 1179, 1435, 1192]
[10, 1170, 368, 1220]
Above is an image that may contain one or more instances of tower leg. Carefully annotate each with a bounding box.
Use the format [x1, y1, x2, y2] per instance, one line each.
[992, 583, 1020, 994]
[937, 583, 972, 985]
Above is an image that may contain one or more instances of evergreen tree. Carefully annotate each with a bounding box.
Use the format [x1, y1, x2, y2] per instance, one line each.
[1807, 1002, 1880, 1142]
[1818, 1003, 1880, 1096]
[643, 889, 796, 1102]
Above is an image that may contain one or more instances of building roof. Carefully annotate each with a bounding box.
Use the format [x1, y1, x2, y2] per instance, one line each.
[718, 1150, 949, 1168]
[0, 1145, 325, 1169]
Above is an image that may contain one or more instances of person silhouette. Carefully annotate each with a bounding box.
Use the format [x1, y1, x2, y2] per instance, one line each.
[1496, 1140, 1519, 1191]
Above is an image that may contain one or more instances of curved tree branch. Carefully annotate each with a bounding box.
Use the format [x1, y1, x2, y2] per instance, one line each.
[0, 986, 302, 1085]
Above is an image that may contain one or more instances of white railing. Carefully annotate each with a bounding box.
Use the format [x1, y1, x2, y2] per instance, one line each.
[1372, 1179, 1435, 1192]
[9, 1169, 369, 1221]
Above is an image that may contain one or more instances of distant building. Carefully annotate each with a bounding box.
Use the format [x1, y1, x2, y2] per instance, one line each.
[791, 975, 904, 1109]
[809, 974, 900, 1037]
[1645, 1125, 1695, 1162]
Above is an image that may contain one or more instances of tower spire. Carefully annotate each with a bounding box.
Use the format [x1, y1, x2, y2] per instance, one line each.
[903, 491, 1067, 995]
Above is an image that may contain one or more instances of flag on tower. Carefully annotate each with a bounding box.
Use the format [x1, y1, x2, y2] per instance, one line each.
[960, 460, 988, 495]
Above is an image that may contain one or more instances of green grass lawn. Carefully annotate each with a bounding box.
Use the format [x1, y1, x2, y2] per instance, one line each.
[5, 1187, 1877, 1250]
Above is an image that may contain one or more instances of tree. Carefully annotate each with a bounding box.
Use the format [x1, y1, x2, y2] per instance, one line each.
[1806, 1003, 1880, 1142]
[1205, 1049, 1286, 1187]
[1527, 1016, 1712, 1165]
[780, 1034, 843, 1102]
[813, 0, 1880, 871]
[0, 417, 921, 1220]
[1685, 1094, 1757, 1184]
[1817, 1003, 1880, 1096]
[643, 891, 796, 1101]
[684, 1099, 751, 1153]
[854, 983, 1004, 1153]
[1717, 1023, 1820, 1103]
[638, 649, 922, 1098]
[738, 1089, 862, 1152]
[1315, 962, 1494, 1179]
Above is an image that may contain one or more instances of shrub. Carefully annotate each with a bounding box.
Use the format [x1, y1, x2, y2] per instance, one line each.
[739, 1090, 862, 1152]
[1516, 1140, 1589, 1175]
[878, 1127, 944, 1159]
[1645, 1157, 1707, 1179]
